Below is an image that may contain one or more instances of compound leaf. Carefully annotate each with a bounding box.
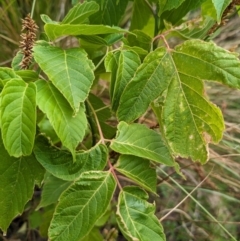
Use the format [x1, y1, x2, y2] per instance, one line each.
[49, 171, 116, 241]
[36, 80, 87, 157]
[0, 137, 44, 232]
[117, 186, 166, 241]
[115, 155, 157, 193]
[33, 43, 95, 113]
[110, 122, 175, 166]
[34, 135, 108, 181]
[0, 79, 36, 157]
[62, 1, 99, 24]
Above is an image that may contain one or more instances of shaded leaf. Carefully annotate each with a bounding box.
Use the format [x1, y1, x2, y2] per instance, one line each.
[117, 47, 174, 122]
[158, 0, 186, 15]
[15, 70, 39, 83]
[62, 1, 99, 24]
[33, 43, 95, 113]
[117, 186, 166, 241]
[38, 173, 71, 209]
[0, 68, 21, 90]
[88, 0, 129, 26]
[130, 0, 155, 37]
[106, 50, 141, 112]
[44, 23, 126, 41]
[81, 228, 104, 241]
[49, 171, 116, 241]
[34, 135, 108, 181]
[36, 80, 87, 157]
[87, 94, 116, 139]
[0, 137, 44, 232]
[1, 79, 36, 157]
[115, 155, 157, 193]
[110, 122, 175, 166]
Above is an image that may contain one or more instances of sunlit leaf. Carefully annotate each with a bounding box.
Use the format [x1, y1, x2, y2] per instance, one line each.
[111, 122, 175, 166]
[49, 171, 116, 241]
[115, 155, 157, 193]
[33, 43, 95, 113]
[1, 79, 36, 157]
[117, 186, 166, 241]
[36, 80, 87, 157]
[34, 135, 108, 181]
[0, 137, 44, 232]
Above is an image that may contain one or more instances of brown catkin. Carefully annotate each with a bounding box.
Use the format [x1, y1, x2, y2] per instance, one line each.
[19, 14, 38, 69]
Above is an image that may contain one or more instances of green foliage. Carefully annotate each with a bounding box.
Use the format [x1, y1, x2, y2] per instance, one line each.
[0, 0, 240, 240]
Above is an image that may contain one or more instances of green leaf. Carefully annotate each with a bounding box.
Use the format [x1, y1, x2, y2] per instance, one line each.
[152, 40, 228, 163]
[0, 79, 36, 157]
[34, 135, 108, 181]
[172, 40, 240, 89]
[36, 80, 88, 157]
[117, 47, 174, 122]
[11, 51, 24, 71]
[160, 0, 206, 27]
[33, 43, 95, 113]
[158, 0, 186, 15]
[126, 30, 152, 52]
[0, 68, 22, 91]
[81, 228, 104, 241]
[62, 1, 99, 24]
[107, 50, 141, 112]
[87, 93, 116, 139]
[49, 171, 116, 241]
[41, 14, 58, 24]
[15, 70, 39, 83]
[202, 0, 231, 23]
[38, 172, 71, 209]
[115, 155, 157, 193]
[44, 23, 126, 41]
[117, 186, 166, 241]
[38, 116, 60, 144]
[110, 122, 175, 166]
[130, 0, 155, 37]
[88, 0, 129, 26]
[0, 137, 44, 232]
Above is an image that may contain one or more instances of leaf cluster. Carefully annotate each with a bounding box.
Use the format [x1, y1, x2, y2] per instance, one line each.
[1, 0, 240, 240]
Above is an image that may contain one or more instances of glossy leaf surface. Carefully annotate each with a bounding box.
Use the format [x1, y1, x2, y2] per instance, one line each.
[111, 122, 175, 166]
[49, 171, 116, 241]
